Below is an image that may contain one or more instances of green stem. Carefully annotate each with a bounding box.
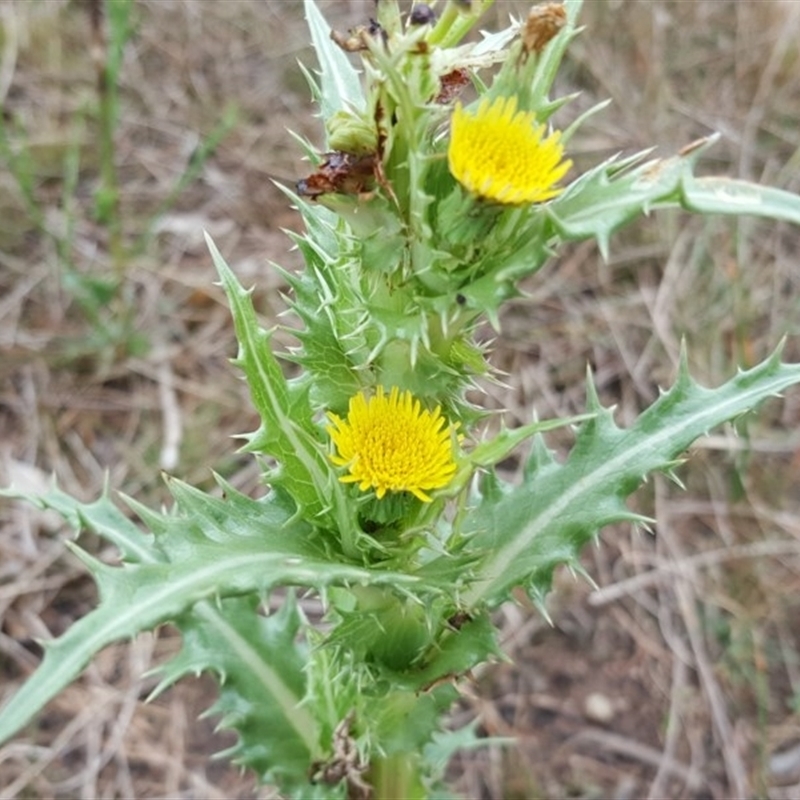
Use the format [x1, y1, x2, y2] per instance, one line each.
[97, 69, 123, 272]
[366, 751, 426, 800]
[91, 0, 138, 282]
[427, 0, 496, 48]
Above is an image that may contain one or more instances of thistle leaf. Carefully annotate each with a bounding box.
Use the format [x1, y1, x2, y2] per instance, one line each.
[0, 482, 436, 747]
[304, 0, 364, 121]
[680, 174, 800, 225]
[548, 134, 800, 258]
[0, 481, 162, 564]
[547, 146, 680, 258]
[206, 234, 358, 549]
[153, 596, 323, 796]
[460, 348, 800, 607]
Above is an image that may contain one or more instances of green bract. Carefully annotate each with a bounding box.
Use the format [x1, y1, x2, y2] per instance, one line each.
[3, 1, 800, 797]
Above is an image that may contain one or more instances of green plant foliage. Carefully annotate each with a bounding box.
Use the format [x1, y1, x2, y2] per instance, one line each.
[0, 478, 435, 750]
[208, 236, 355, 536]
[0, 0, 233, 358]
[304, 0, 365, 121]
[3, 0, 800, 796]
[460, 348, 800, 608]
[153, 596, 319, 794]
[549, 136, 800, 258]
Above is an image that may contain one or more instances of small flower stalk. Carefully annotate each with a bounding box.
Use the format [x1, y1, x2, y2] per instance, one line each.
[3, 1, 800, 798]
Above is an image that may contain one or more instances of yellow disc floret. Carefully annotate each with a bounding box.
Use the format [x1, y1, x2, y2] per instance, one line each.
[327, 387, 458, 503]
[448, 95, 572, 205]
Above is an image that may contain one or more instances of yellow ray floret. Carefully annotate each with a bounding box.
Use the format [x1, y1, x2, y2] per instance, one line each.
[327, 386, 458, 503]
[448, 95, 572, 205]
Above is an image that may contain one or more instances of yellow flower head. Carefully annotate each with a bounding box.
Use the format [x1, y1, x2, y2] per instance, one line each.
[327, 387, 458, 503]
[448, 95, 572, 205]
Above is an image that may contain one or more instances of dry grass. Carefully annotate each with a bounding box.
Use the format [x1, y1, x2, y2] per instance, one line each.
[2, 1, 800, 797]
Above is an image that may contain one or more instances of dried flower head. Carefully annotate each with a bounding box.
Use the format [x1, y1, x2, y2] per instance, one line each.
[523, 2, 567, 55]
[447, 95, 571, 205]
[327, 387, 458, 502]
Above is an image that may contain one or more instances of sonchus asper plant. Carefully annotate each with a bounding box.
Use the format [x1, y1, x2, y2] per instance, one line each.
[3, 1, 800, 797]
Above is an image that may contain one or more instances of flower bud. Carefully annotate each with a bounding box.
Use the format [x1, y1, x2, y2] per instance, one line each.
[409, 4, 436, 26]
[326, 110, 379, 156]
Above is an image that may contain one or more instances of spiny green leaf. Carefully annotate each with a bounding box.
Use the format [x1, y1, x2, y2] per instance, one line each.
[153, 596, 323, 795]
[447, 414, 593, 495]
[206, 233, 359, 553]
[547, 146, 678, 258]
[466, 414, 593, 470]
[330, 600, 433, 673]
[304, 0, 365, 122]
[549, 134, 800, 259]
[0, 482, 160, 564]
[679, 174, 800, 225]
[461, 348, 800, 607]
[279, 258, 364, 413]
[403, 613, 501, 693]
[0, 484, 438, 747]
[423, 720, 513, 790]
[367, 685, 459, 760]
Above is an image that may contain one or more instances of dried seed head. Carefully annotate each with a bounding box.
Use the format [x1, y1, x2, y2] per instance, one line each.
[523, 2, 567, 55]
